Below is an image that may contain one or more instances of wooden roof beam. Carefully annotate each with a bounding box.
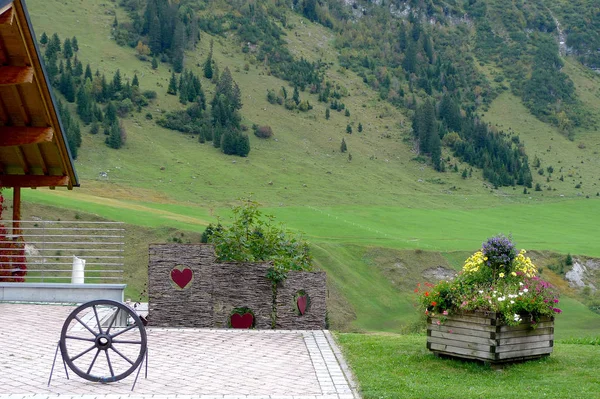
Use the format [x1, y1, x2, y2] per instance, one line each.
[0, 4, 14, 26]
[0, 126, 53, 146]
[0, 174, 69, 187]
[0, 66, 34, 86]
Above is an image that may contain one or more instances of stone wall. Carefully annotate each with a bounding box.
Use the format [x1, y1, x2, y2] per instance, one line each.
[148, 244, 326, 329]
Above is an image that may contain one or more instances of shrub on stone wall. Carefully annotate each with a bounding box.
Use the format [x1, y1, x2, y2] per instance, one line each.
[205, 198, 312, 282]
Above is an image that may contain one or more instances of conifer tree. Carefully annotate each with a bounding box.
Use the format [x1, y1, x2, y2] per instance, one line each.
[73, 56, 83, 78]
[112, 69, 122, 93]
[358, 122, 363, 132]
[40, 32, 48, 45]
[71, 36, 79, 52]
[340, 138, 347, 153]
[106, 121, 123, 149]
[346, 124, 352, 134]
[325, 108, 330, 120]
[151, 56, 158, 70]
[204, 40, 214, 79]
[63, 38, 73, 59]
[132, 74, 139, 87]
[167, 72, 178, 95]
[293, 86, 300, 105]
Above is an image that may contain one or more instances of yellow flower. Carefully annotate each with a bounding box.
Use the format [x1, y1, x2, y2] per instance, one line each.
[511, 272, 517, 277]
[499, 272, 505, 278]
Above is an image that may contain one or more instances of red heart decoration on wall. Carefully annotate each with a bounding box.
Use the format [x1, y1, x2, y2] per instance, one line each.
[297, 295, 308, 315]
[230, 313, 254, 329]
[170, 267, 193, 289]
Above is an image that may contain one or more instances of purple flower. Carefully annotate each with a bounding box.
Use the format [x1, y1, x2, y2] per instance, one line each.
[553, 299, 559, 303]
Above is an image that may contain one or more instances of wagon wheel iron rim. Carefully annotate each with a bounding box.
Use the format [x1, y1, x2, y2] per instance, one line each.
[59, 299, 147, 383]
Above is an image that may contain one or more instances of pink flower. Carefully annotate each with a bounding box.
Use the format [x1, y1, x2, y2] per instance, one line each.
[443, 310, 448, 316]
[436, 320, 441, 325]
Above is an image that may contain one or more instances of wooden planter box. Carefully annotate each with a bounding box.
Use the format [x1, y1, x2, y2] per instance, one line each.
[427, 311, 554, 365]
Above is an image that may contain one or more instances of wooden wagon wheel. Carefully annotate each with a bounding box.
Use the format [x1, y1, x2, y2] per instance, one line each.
[59, 299, 147, 383]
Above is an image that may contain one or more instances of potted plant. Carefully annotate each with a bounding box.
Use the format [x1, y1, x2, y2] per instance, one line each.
[418, 235, 562, 365]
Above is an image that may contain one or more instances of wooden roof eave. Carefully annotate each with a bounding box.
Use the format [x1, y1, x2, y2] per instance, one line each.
[0, 0, 80, 189]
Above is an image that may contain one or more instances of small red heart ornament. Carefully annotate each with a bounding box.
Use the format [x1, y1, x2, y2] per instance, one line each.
[170, 267, 193, 289]
[230, 313, 253, 329]
[297, 295, 308, 315]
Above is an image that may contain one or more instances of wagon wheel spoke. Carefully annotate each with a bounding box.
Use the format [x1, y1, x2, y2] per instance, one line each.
[109, 323, 138, 339]
[70, 344, 96, 362]
[87, 349, 101, 374]
[110, 346, 134, 365]
[105, 308, 119, 335]
[74, 315, 98, 337]
[105, 350, 115, 377]
[65, 335, 95, 342]
[92, 305, 103, 335]
[111, 339, 142, 344]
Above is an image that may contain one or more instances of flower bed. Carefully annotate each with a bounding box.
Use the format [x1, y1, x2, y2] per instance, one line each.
[418, 235, 561, 364]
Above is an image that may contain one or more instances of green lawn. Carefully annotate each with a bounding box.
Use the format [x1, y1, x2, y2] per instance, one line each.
[336, 333, 600, 399]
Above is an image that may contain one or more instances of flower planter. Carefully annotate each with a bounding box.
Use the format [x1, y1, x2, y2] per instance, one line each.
[427, 311, 554, 365]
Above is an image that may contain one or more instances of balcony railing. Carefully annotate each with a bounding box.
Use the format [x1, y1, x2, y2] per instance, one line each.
[0, 220, 125, 283]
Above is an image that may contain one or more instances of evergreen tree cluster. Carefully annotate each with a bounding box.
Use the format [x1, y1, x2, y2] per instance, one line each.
[167, 69, 206, 107]
[112, 0, 200, 72]
[336, 9, 493, 114]
[56, 100, 81, 159]
[158, 67, 249, 157]
[412, 93, 532, 187]
[196, 6, 325, 92]
[41, 32, 152, 151]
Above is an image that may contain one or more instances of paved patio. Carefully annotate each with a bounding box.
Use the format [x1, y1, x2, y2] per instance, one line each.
[0, 303, 359, 399]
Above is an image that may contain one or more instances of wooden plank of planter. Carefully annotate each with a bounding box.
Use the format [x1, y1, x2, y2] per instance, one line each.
[498, 321, 554, 332]
[428, 342, 495, 360]
[442, 313, 496, 325]
[496, 327, 554, 339]
[428, 336, 493, 352]
[437, 319, 497, 332]
[498, 334, 554, 345]
[497, 346, 553, 360]
[428, 324, 495, 338]
[495, 340, 552, 353]
[429, 330, 496, 346]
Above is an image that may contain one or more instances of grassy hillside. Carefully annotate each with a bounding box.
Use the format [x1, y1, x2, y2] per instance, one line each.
[12, 0, 600, 336]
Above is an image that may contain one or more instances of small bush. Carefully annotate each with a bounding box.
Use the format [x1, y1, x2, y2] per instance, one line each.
[254, 125, 273, 139]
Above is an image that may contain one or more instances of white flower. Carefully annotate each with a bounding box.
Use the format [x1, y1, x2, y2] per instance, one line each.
[508, 294, 516, 298]
[519, 282, 524, 286]
[498, 296, 506, 302]
[523, 288, 529, 293]
[519, 292, 523, 296]
[510, 300, 515, 304]
[478, 290, 484, 294]
[513, 314, 521, 322]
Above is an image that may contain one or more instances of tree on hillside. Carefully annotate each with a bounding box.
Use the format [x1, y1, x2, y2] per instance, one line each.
[40, 32, 48, 45]
[63, 38, 73, 59]
[167, 72, 178, 95]
[84, 63, 93, 81]
[325, 108, 330, 120]
[71, 36, 78, 52]
[340, 138, 347, 153]
[204, 40, 214, 79]
[132, 74, 139, 87]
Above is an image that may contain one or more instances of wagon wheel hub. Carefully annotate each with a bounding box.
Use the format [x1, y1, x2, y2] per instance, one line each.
[95, 334, 112, 351]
